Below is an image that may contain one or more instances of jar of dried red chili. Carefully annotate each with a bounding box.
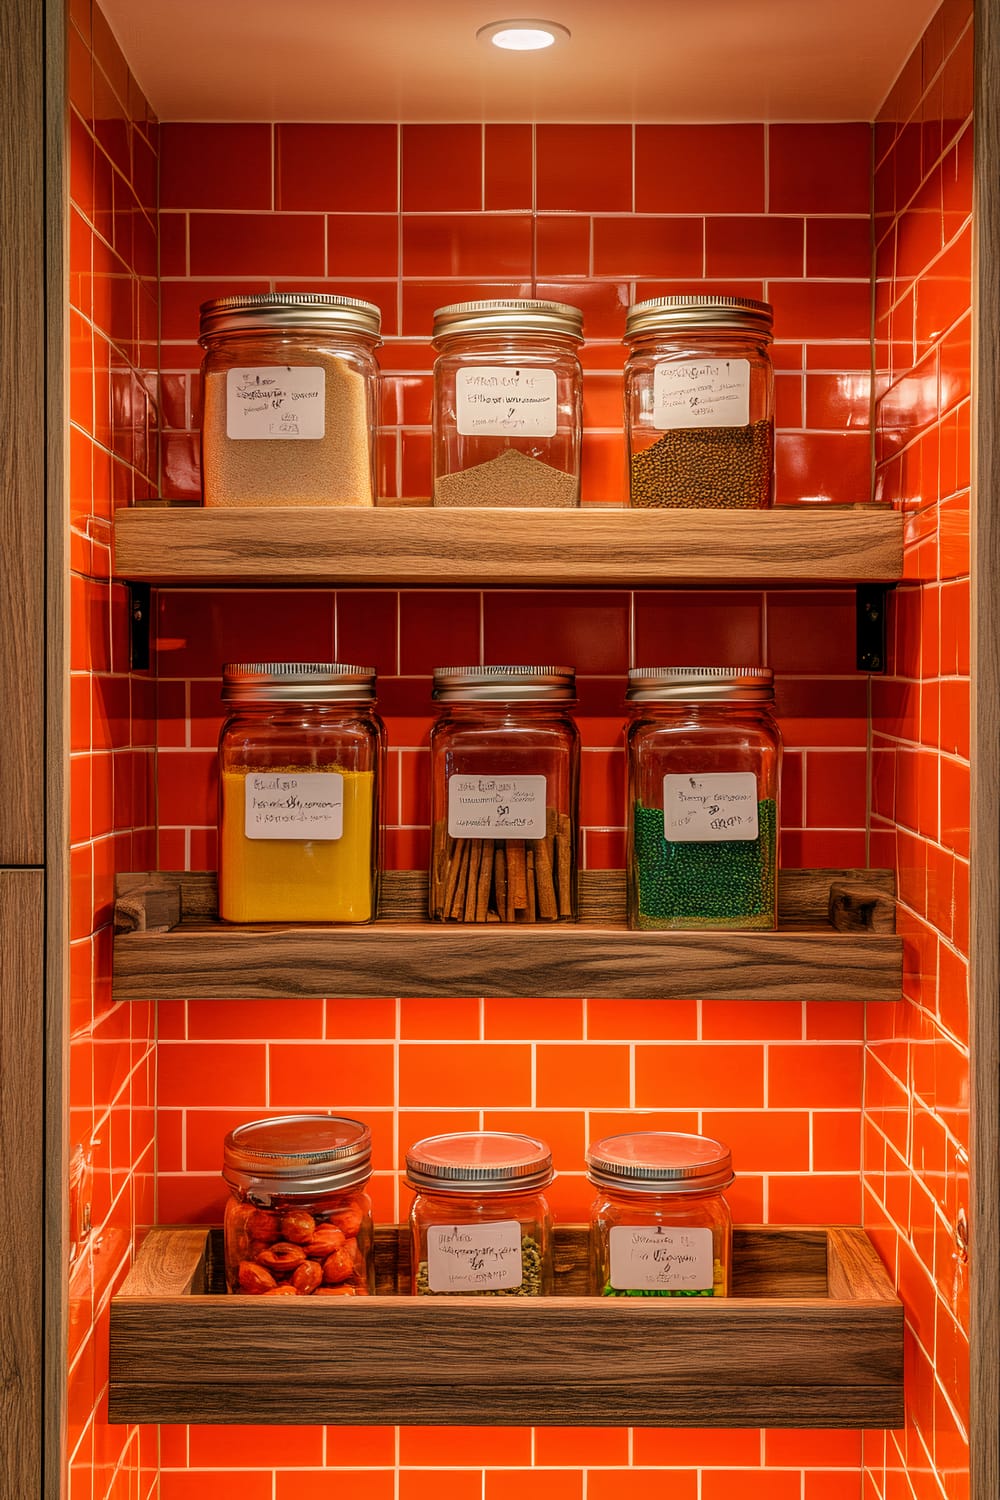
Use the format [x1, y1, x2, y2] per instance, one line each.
[222, 1114, 375, 1297]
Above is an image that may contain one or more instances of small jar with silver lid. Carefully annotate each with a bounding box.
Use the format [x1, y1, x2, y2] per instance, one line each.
[223, 1114, 375, 1297]
[405, 1131, 554, 1296]
[199, 292, 382, 507]
[218, 663, 385, 924]
[623, 295, 774, 509]
[626, 667, 781, 930]
[586, 1131, 734, 1297]
[428, 666, 579, 923]
[431, 299, 584, 507]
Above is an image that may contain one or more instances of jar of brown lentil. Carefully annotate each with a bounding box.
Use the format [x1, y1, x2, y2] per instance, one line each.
[431, 299, 584, 507]
[223, 1114, 375, 1297]
[199, 293, 382, 507]
[428, 666, 579, 923]
[623, 295, 774, 509]
[587, 1130, 734, 1297]
[406, 1131, 555, 1296]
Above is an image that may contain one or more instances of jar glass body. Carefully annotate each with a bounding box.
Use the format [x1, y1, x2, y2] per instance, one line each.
[624, 326, 774, 508]
[588, 1183, 732, 1297]
[218, 701, 385, 923]
[429, 701, 579, 922]
[224, 1180, 375, 1296]
[432, 331, 583, 507]
[626, 702, 781, 930]
[408, 1186, 553, 1295]
[200, 327, 380, 507]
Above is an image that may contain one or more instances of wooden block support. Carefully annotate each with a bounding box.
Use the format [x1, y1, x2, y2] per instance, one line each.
[108, 1224, 904, 1429]
[829, 881, 897, 934]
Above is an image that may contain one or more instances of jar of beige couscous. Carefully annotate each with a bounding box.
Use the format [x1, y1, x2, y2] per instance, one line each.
[199, 293, 382, 507]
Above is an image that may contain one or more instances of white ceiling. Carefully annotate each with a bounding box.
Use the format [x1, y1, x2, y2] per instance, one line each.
[101, 0, 941, 123]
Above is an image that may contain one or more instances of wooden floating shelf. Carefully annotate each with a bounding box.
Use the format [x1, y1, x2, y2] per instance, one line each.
[113, 868, 902, 1002]
[112, 503, 903, 587]
[108, 1223, 904, 1428]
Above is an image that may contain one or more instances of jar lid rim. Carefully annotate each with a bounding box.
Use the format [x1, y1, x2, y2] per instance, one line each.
[627, 665, 773, 703]
[222, 662, 377, 704]
[405, 1130, 554, 1192]
[433, 664, 576, 703]
[200, 292, 382, 340]
[586, 1130, 734, 1192]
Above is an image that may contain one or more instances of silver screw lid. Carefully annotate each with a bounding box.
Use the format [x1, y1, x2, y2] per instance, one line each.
[406, 1131, 554, 1194]
[223, 1114, 373, 1197]
[200, 292, 382, 342]
[627, 666, 774, 704]
[432, 299, 584, 342]
[433, 665, 576, 703]
[222, 663, 377, 704]
[625, 294, 773, 340]
[586, 1131, 734, 1195]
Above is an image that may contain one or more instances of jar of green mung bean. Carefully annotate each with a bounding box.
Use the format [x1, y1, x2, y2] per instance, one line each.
[625, 666, 781, 930]
[586, 1131, 734, 1297]
[623, 295, 774, 508]
[405, 1131, 554, 1296]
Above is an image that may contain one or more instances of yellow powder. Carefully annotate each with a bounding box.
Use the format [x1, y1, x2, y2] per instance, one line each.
[219, 766, 375, 923]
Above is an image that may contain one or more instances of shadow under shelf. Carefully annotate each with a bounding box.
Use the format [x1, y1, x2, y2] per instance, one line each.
[112, 867, 902, 1002]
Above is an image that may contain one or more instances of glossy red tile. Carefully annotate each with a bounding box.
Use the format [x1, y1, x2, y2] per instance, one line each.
[536, 126, 633, 212]
[769, 124, 872, 214]
[276, 124, 398, 212]
[188, 212, 325, 277]
[592, 217, 703, 279]
[635, 126, 765, 213]
[403, 214, 533, 278]
[401, 124, 481, 212]
[160, 124, 272, 211]
[484, 124, 532, 211]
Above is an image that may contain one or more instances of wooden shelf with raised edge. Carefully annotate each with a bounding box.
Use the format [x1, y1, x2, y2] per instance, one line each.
[107, 1222, 904, 1428]
[112, 867, 902, 1003]
[111, 502, 903, 587]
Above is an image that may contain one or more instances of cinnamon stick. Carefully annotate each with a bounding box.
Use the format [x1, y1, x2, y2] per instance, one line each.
[534, 831, 559, 920]
[448, 839, 471, 920]
[464, 840, 483, 921]
[556, 812, 574, 917]
[522, 846, 537, 923]
[493, 844, 507, 921]
[508, 839, 527, 911]
[475, 837, 493, 921]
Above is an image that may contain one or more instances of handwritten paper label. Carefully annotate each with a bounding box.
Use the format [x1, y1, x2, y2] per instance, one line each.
[663, 772, 759, 842]
[456, 366, 558, 437]
[226, 366, 326, 439]
[652, 358, 750, 429]
[244, 772, 344, 840]
[609, 1225, 714, 1291]
[426, 1221, 523, 1292]
[447, 774, 547, 838]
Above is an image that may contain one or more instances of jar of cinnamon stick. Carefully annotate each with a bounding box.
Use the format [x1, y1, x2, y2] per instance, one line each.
[429, 666, 579, 923]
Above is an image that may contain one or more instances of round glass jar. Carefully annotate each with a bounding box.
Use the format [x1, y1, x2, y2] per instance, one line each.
[218, 663, 385, 924]
[586, 1131, 734, 1297]
[431, 299, 584, 508]
[428, 666, 579, 923]
[223, 1114, 375, 1297]
[405, 1131, 554, 1296]
[626, 666, 781, 931]
[199, 293, 382, 507]
[623, 295, 774, 509]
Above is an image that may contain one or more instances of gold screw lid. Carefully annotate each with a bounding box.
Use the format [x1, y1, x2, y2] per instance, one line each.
[627, 666, 774, 703]
[625, 294, 773, 340]
[200, 292, 382, 342]
[433, 665, 576, 702]
[587, 1131, 734, 1194]
[222, 663, 377, 704]
[223, 1114, 373, 1196]
[433, 299, 584, 341]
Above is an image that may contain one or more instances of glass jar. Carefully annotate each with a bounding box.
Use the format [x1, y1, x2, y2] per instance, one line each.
[626, 666, 781, 931]
[405, 1131, 554, 1296]
[428, 666, 579, 923]
[218, 662, 385, 924]
[431, 299, 584, 507]
[223, 1114, 375, 1297]
[623, 295, 774, 508]
[587, 1131, 734, 1297]
[199, 293, 382, 507]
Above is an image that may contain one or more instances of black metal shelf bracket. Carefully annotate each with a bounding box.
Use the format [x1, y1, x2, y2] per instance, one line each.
[856, 584, 890, 673]
[128, 583, 152, 671]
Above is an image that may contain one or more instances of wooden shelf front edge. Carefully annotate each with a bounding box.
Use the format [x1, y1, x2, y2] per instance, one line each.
[112, 869, 902, 1003]
[108, 1225, 904, 1429]
[112, 505, 904, 587]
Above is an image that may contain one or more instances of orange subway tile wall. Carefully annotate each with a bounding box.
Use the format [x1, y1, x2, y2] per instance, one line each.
[866, 1, 972, 1497]
[68, 1, 159, 1498]
[66, 0, 973, 1497]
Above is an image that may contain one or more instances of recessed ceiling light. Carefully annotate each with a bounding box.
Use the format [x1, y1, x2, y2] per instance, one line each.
[477, 18, 571, 51]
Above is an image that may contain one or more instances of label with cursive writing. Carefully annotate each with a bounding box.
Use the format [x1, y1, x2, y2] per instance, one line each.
[244, 772, 343, 840]
[652, 358, 750, 429]
[456, 366, 558, 437]
[226, 366, 326, 439]
[663, 772, 758, 842]
[447, 774, 547, 838]
[609, 1225, 714, 1291]
[426, 1221, 523, 1292]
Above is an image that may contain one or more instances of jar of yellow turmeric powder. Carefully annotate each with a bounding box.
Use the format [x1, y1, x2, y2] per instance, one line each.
[218, 663, 384, 923]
